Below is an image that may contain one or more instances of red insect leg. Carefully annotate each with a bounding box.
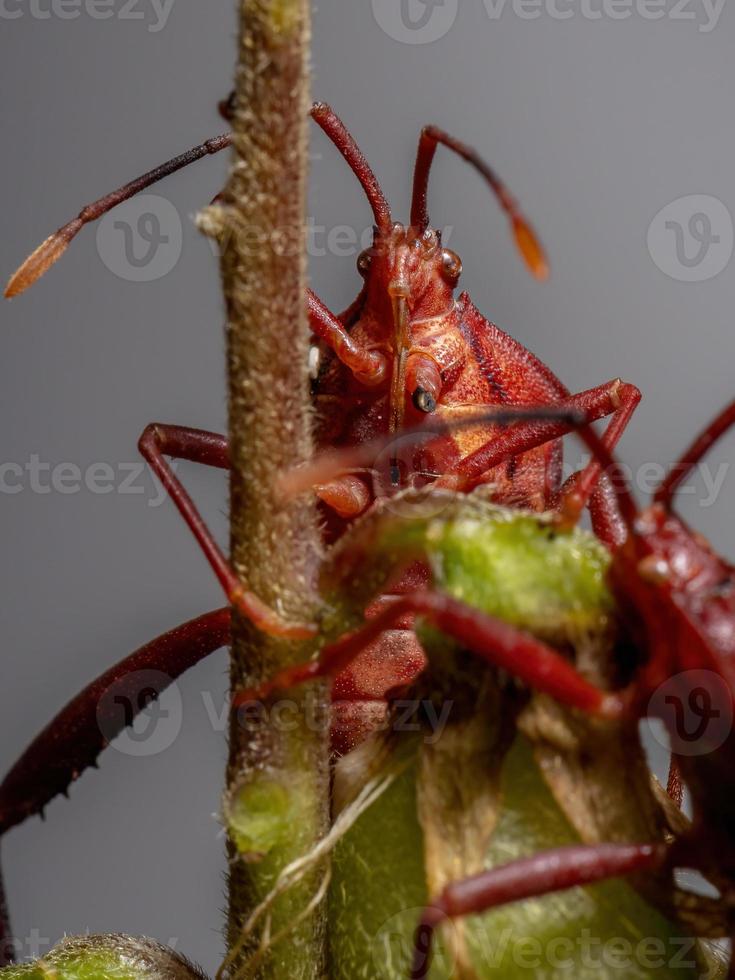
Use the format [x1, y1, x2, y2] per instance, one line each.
[236, 589, 622, 720]
[330, 563, 430, 756]
[447, 379, 638, 487]
[137, 423, 427, 753]
[0, 608, 231, 965]
[410, 843, 664, 979]
[557, 382, 641, 534]
[0, 609, 231, 838]
[443, 379, 640, 547]
[301, 383, 637, 547]
[308, 290, 387, 386]
[282, 395, 631, 547]
[667, 755, 685, 808]
[654, 396, 735, 509]
[137, 424, 313, 639]
[586, 478, 626, 552]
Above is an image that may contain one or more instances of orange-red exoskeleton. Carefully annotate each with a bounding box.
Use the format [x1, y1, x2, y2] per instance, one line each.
[5, 100, 641, 748]
[241, 400, 735, 976]
[1, 103, 642, 963]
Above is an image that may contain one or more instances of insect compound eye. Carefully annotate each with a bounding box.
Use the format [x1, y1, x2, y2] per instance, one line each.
[441, 248, 462, 285]
[421, 228, 439, 256]
[412, 386, 437, 414]
[357, 249, 373, 278]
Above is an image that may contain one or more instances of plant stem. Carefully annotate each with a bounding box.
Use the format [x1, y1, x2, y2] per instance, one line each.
[217, 2, 329, 976]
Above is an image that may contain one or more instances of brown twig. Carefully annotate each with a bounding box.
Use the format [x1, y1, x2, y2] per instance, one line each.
[214, 2, 329, 977]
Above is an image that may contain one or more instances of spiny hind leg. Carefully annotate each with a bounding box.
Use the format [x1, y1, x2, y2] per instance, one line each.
[0, 608, 232, 965]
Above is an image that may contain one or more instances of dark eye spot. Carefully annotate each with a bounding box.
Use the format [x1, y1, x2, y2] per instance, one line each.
[441, 248, 462, 285]
[357, 250, 372, 277]
[412, 387, 437, 414]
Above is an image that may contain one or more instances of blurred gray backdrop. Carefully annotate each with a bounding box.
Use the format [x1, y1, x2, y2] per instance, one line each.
[2, 0, 735, 973]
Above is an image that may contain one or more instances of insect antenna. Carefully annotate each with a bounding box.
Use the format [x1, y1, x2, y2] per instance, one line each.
[4, 134, 233, 299]
[5, 102, 391, 299]
[311, 103, 392, 232]
[409, 125, 548, 280]
[653, 397, 735, 511]
[561, 423, 639, 531]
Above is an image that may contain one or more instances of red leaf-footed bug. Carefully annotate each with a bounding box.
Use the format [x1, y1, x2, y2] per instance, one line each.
[257, 401, 735, 977]
[2, 101, 640, 758]
[2, 98, 642, 963]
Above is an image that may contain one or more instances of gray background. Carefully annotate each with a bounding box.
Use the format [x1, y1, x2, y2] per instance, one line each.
[2, 0, 735, 973]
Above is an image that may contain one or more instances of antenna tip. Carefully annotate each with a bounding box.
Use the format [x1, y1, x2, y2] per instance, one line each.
[4, 219, 83, 299]
[512, 215, 549, 281]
